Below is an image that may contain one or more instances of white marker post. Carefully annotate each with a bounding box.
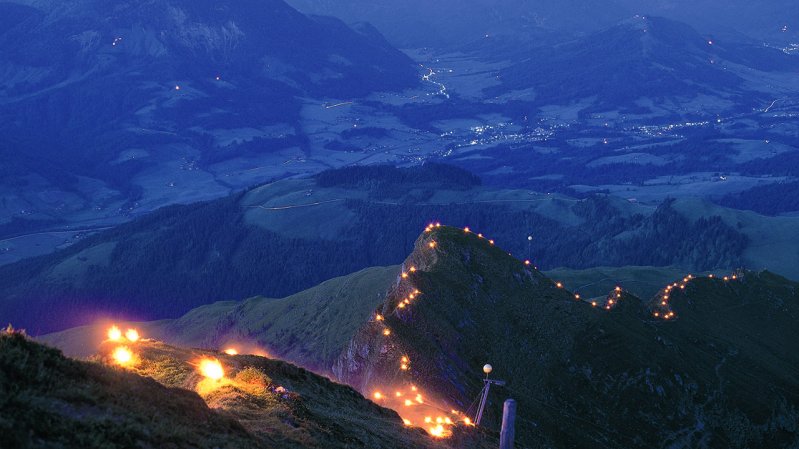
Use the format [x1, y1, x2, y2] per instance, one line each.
[500, 399, 517, 449]
[474, 364, 506, 426]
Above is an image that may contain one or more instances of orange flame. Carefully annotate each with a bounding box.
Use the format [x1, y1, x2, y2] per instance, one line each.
[107, 325, 122, 342]
[112, 346, 134, 366]
[125, 329, 140, 343]
[199, 358, 225, 381]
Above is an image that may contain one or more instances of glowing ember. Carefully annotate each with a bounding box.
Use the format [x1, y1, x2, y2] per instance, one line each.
[429, 424, 447, 438]
[112, 346, 133, 366]
[403, 419, 412, 426]
[199, 358, 225, 381]
[556, 282, 563, 288]
[383, 329, 391, 336]
[125, 329, 140, 343]
[375, 314, 384, 321]
[224, 348, 238, 355]
[107, 325, 122, 342]
[373, 391, 383, 400]
[428, 241, 437, 249]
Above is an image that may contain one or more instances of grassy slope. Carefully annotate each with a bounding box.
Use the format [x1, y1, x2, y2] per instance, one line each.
[335, 227, 799, 449]
[42, 266, 400, 367]
[4, 330, 488, 449]
[40, 227, 799, 448]
[0, 331, 260, 449]
[165, 265, 400, 370]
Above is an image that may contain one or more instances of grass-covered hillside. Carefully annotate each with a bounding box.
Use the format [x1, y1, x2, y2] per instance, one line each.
[5, 164, 788, 335]
[333, 226, 799, 448]
[43, 225, 799, 449]
[3, 328, 492, 449]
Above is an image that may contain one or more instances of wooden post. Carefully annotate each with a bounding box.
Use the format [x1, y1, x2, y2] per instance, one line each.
[500, 399, 516, 449]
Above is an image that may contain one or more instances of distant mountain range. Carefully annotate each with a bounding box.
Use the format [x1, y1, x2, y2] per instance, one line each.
[285, 0, 799, 48]
[493, 16, 799, 109]
[0, 0, 418, 234]
[43, 225, 799, 448]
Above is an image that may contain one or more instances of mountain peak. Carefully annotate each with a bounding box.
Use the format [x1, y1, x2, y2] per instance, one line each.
[333, 224, 580, 419]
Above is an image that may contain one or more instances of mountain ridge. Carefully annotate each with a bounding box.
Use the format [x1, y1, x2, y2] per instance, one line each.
[9, 164, 798, 335]
[40, 224, 799, 448]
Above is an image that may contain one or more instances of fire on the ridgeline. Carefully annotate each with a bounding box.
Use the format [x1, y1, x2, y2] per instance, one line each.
[125, 328, 140, 342]
[107, 325, 122, 342]
[112, 346, 134, 366]
[106, 325, 141, 343]
[371, 383, 471, 438]
[199, 358, 225, 381]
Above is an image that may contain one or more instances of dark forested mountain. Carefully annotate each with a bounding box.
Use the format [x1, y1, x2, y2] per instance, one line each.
[717, 181, 799, 216]
[5, 164, 797, 335]
[43, 227, 799, 449]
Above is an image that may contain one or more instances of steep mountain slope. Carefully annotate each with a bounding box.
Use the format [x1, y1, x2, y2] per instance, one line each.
[43, 226, 799, 448]
[1, 165, 768, 334]
[333, 226, 799, 448]
[495, 16, 799, 109]
[0, 0, 417, 234]
[3, 328, 490, 448]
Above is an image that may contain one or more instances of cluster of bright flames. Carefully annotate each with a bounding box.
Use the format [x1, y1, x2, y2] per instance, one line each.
[371, 385, 474, 438]
[106, 325, 241, 387]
